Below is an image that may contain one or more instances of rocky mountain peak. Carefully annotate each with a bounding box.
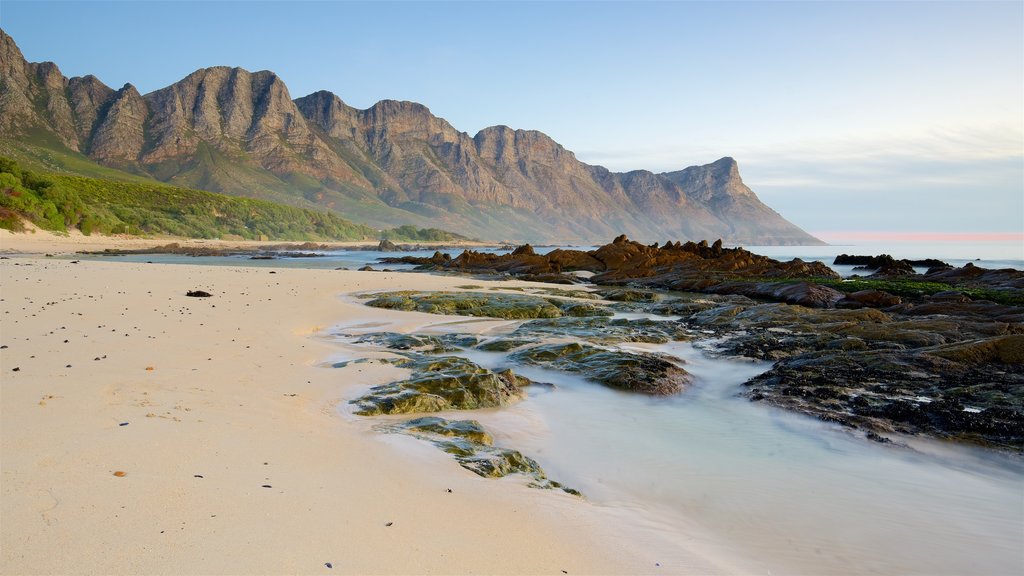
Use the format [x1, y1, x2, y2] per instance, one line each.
[0, 29, 822, 245]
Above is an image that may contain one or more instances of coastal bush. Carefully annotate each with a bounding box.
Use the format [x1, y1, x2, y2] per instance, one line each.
[380, 224, 468, 242]
[0, 156, 378, 240]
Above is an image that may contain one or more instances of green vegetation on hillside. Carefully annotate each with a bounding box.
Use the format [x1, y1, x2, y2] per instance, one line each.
[0, 156, 377, 240]
[381, 224, 468, 242]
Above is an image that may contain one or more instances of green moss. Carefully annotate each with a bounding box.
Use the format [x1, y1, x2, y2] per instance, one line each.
[385, 416, 580, 495]
[364, 291, 612, 319]
[510, 343, 691, 395]
[350, 355, 529, 415]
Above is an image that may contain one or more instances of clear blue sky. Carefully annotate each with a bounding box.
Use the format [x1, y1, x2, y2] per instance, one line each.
[2, 0, 1021, 236]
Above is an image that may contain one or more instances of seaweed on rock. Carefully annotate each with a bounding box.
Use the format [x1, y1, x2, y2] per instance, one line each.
[509, 342, 691, 395]
[350, 355, 530, 415]
[387, 417, 580, 495]
[363, 291, 611, 319]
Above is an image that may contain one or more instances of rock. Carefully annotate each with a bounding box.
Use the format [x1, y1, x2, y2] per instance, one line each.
[349, 355, 529, 415]
[836, 289, 902, 309]
[377, 239, 400, 251]
[510, 342, 690, 395]
[926, 335, 1024, 365]
[363, 291, 611, 319]
[0, 30, 819, 244]
[386, 416, 578, 494]
[768, 282, 845, 308]
[512, 316, 690, 345]
[358, 265, 375, 271]
[348, 332, 478, 353]
[834, 254, 950, 269]
[186, 290, 212, 297]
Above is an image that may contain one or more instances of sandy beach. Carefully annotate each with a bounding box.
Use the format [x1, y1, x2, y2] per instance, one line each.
[0, 232, 741, 575]
[0, 227, 496, 256]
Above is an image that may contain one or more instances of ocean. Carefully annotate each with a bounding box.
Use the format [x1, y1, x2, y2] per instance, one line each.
[72, 239, 1024, 276]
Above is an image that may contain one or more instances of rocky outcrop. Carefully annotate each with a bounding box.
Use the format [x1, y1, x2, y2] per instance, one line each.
[349, 355, 530, 415]
[0, 29, 821, 245]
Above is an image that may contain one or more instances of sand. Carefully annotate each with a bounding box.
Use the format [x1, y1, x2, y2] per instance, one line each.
[0, 226, 495, 256]
[0, 233, 738, 575]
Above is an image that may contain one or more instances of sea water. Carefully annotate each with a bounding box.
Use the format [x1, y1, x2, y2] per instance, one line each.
[71, 240, 1024, 278]
[340, 317, 1023, 575]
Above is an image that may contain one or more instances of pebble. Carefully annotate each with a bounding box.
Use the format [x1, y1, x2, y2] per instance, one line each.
[113, 471, 126, 477]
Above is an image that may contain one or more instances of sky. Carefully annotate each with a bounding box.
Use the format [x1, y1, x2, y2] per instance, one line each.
[1, 0, 1022, 240]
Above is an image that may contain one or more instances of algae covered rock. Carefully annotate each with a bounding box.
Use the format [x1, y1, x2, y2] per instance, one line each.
[388, 416, 579, 494]
[398, 416, 494, 444]
[350, 355, 529, 415]
[513, 316, 690, 345]
[476, 338, 533, 352]
[510, 342, 690, 395]
[364, 291, 611, 319]
[348, 331, 478, 353]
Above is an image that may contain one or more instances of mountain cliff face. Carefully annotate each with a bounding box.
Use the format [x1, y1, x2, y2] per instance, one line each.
[0, 29, 822, 244]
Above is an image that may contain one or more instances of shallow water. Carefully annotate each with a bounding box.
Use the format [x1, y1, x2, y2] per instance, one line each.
[334, 315, 1024, 575]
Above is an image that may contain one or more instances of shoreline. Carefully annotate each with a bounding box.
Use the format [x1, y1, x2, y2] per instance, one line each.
[0, 228, 501, 257]
[0, 234, 744, 574]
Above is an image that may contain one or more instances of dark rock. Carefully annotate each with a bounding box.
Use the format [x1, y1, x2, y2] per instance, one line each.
[836, 289, 902, 309]
[386, 416, 578, 494]
[364, 291, 611, 319]
[510, 342, 690, 395]
[349, 355, 529, 415]
[186, 290, 212, 298]
[377, 239, 400, 252]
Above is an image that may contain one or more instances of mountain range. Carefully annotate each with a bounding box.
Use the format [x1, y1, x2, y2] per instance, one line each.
[0, 29, 821, 244]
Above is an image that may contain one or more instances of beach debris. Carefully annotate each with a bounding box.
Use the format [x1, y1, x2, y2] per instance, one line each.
[145, 366, 154, 371]
[194, 474, 204, 478]
[118, 422, 129, 426]
[385, 522, 393, 527]
[261, 484, 272, 488]
[1, 345, 7, 349]
[113, 471, 126, 477]
[186, 290, 212, 298]
[11, 367, 19, 371]
[325, 563, 332, 569]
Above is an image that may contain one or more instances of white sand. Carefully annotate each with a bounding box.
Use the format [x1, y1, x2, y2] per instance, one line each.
[0, 226, 494, 256]
[0, 233, 738, 575]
